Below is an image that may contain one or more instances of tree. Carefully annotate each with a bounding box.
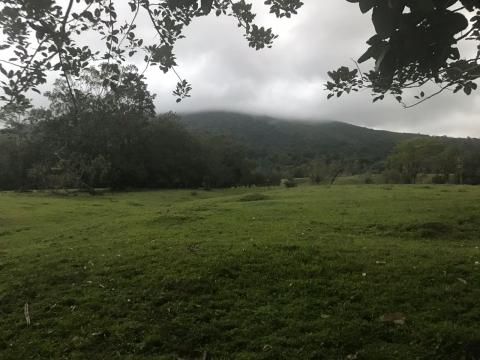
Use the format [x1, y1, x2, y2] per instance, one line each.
[0, 0, 303, 108]
[432, 143, 460, 182]
[199, 135, 255, 188]
[327, 0, 480, 107]
[0, 64, 272, 190]
[308, 158, 344, 185]
[385, 137, 445, 184]
[1, 1, 479, 111]
[3, 64, 159, 190]
[141, 113, 207, 188]
[0, 131, 26, 189]
[442, 139, 480, 184]
[46, 63, 155, 118]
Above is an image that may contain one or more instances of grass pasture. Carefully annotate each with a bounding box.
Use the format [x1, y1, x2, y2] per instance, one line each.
[0, 185, 480, 359]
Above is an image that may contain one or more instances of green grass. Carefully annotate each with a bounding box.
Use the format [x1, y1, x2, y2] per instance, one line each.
[1, 185, 480, 359]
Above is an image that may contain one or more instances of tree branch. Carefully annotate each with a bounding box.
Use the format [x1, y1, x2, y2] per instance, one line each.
[61, 0, 75, 37]
[403, 83, 453, 109]
[58, 52, 78, 118]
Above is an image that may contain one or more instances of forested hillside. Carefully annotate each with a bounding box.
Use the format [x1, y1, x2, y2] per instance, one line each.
[181, 112, 419, 173]
[181, 112, 480, 183]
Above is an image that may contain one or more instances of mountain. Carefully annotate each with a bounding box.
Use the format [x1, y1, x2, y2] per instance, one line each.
[180, 111, 420, 172]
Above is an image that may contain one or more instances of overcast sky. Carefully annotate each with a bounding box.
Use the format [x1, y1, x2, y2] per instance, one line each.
[32, 1, 480, 137]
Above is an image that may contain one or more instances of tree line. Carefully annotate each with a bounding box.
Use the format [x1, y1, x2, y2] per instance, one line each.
[383, 137, 480, 185]
[0, 65, 281, 191]
[301, 137, 480, 186]
[2, 65, 480, 191]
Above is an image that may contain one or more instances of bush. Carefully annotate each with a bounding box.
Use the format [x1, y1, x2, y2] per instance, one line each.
[311, 175, 323, 184]
[432, 174, 446, 184]
[364, 176, 374, 184]
[284, 178, 297, 188]
[383, 169, 404, 184]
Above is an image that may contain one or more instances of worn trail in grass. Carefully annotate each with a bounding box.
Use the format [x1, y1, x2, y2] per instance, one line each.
[0, 185, 480, 359]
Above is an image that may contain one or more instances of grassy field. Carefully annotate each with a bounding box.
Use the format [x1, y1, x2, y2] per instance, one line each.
[1, 185, 480, 359]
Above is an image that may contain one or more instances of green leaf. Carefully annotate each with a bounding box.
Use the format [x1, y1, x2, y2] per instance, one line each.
[359, 0, 375, 13]
[201, 0, 214, 14]
[372, 6, 395, 38]
[411, 0, 434, 13]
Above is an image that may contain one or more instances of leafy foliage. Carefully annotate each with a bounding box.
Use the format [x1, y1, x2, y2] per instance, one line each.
[385, 138, 446, 184]
[4, 105, 480, 190]
[0, 70, 279, 190]
[328, 0, 480, 106]
[1, 1, 479, 107]
[385, 136, 480, 184]
[2, 0, 479, 107]
[0, 0, 303, 107]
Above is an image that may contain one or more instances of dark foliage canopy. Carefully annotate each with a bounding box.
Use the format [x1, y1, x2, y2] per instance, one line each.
[327, 0, 480, 106]
[0, 71, 280, 190]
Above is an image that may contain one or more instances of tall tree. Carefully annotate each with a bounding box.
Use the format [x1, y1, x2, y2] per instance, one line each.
[20, 64, 157, 190]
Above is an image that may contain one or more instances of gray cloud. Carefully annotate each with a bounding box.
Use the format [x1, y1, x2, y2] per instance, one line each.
[29, 0, 480, 137]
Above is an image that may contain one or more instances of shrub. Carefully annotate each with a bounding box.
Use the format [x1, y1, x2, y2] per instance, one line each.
[284, 179, 297, 188]
[364, 176, 374, 184]
[383, 169, 403, 184]
[432, 174, 446, 184]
